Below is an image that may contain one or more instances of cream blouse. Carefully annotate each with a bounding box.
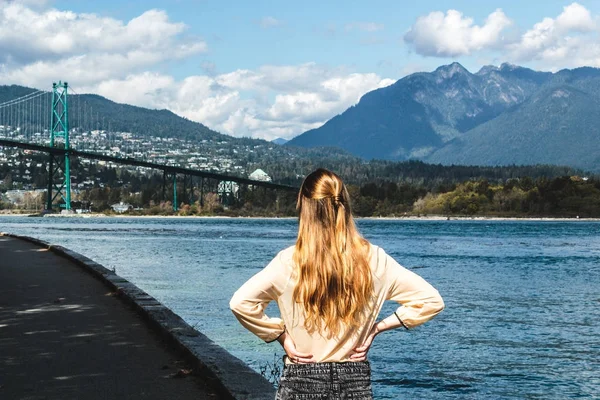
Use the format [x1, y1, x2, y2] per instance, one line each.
[230, 244, 444, 363]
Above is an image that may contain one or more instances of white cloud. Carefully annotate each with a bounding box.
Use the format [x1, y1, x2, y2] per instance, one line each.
[404, 8, 512, 57]
[222, 68, 393, 139]
[85, 65, 393, 141]
[404, 3, 600, 70]
[509, 2, 600, 69]
[555, 2, 595, 32]
[0, 2, 393, 141]
[0, 2, 206, 88]
[91, 72, 176, 109]
[265, 74, 388, 123]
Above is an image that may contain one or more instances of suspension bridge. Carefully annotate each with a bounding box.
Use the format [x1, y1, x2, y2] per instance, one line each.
[0, 82, 297, 213]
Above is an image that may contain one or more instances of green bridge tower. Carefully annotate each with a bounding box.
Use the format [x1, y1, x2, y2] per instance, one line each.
[46, 81, 72, 212]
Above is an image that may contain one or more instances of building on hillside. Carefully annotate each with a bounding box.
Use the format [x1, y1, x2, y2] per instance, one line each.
[111, 202, 132, 213]
[249, 168, 272, 182]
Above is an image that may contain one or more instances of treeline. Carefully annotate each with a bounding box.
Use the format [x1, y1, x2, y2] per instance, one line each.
[258, 158, 584, 188]
[349, 175, 600, 218]
[2, 152, 599, 218]
[27, 174, 600, 219]
[73, 184, 297, 217]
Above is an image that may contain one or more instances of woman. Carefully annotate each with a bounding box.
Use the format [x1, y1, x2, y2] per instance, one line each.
[230, 168, 444, 399]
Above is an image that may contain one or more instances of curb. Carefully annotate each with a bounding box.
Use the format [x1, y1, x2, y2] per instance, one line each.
[1, 232, 276, 400]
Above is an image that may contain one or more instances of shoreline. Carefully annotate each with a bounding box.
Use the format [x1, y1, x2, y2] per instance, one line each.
[1, 212, 599, 221]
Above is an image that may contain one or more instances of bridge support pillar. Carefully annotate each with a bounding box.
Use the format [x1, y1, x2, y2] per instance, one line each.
[162, 170, 166, 201]
[46, 156, 53, 211]
[183, 174, 187, 205]
[46, 81, 72, 213]
[173, 173, 178, 212]
[200, 178, 204, 208]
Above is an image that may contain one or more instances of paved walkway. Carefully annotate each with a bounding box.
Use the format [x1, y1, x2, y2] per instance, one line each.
[0, 236, 219, 400]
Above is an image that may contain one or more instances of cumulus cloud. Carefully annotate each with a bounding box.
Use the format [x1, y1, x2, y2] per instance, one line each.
[509, 2, 600, 69]
[0, 2, 206, 87]
[84, 64, 393, 141]
[404, 3, 600, 70]
[555, 2, 595, 32]
[264, 71, 393, 123]
[404, 8, 512, 57]
[0, 2, 392, 141]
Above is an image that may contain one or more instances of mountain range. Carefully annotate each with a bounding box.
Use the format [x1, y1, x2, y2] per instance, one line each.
[286, 63, 600, 172]
[4, 62, 599, 175]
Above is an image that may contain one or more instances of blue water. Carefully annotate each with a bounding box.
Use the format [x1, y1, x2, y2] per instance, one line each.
[2, 217, 599, 399]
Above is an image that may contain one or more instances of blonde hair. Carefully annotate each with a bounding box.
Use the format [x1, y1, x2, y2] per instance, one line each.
[293, 168, 373, 338]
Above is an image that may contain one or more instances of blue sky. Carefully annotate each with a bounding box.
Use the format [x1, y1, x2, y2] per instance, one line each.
[2, 0, 600, 140]
[52, 0, 600, 77]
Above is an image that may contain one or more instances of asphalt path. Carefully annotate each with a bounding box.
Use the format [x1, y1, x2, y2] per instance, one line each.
[0, 236, 219, 400]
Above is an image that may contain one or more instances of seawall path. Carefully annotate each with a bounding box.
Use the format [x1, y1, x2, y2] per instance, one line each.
[0, 234, 275, 399]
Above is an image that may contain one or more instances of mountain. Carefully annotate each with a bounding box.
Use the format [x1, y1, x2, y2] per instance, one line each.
[0, 84, 358, 156]
[272, 138, 288, 145]
[0, 84, 584, 187]
[427, 85, 600, 168]
[0, 85, 227, 143]
[286, 63, 600, 171]
[0, 84, 358, 180]
[287, 63, 550, 158]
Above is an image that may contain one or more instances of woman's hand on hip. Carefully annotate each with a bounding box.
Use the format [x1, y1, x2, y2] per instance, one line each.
[277, 331, 314, 364]
[350, 323, 379, 361]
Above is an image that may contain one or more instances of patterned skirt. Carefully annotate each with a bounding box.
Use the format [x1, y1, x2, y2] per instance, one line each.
[276, 360, 373, 400]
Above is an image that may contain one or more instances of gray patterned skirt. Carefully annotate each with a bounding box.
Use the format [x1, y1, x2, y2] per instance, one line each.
[276, 360, 373, 399]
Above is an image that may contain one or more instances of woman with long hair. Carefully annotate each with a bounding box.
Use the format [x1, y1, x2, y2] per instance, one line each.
[230, 168, 444, 398]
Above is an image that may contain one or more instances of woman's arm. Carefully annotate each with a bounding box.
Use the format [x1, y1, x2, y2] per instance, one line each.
[350, 313, 405, 361]
[351, 250, 444, 360]
[384, 252, 445, 329]
[229, 252, 288, 343]
[276, 331, 314, 364]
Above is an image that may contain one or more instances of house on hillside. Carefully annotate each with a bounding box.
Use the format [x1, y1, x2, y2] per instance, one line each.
[249, 168, 272, 182]
[111, 202, 132, 213]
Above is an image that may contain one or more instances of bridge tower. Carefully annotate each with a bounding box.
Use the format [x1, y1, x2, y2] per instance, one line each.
[46, 81, 72, 212]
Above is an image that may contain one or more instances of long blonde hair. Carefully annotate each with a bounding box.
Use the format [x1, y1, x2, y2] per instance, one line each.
[293, 168, 373, 337]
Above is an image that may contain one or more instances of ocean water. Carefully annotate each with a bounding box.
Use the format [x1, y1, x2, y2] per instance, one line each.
[2, 216, 599, 399]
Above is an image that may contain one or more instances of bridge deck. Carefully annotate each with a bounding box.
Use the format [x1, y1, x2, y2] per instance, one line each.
[0, 236, 218, 399]
[0, 138, 299, 192]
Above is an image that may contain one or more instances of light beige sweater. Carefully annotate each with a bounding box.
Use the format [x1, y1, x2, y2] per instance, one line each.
[230, 244, 444, 363]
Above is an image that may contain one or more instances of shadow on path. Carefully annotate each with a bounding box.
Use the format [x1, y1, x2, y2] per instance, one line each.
[0, 236, 218, 400]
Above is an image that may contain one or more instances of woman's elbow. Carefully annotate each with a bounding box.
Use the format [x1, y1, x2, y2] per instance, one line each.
[229, 293, 243, 314]
[431, 292, 445, 315]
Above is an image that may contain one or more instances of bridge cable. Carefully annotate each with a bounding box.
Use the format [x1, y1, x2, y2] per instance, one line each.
[0, 90, 44, 108]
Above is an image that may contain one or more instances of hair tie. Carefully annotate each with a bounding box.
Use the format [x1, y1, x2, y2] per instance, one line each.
[333, 194, 343, 204]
